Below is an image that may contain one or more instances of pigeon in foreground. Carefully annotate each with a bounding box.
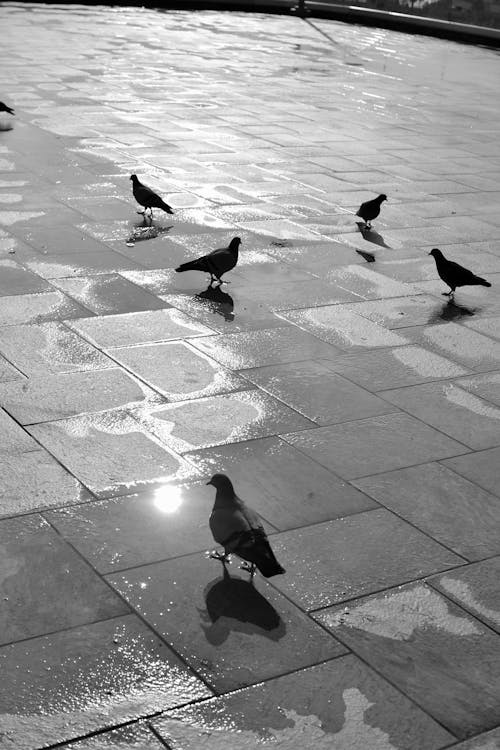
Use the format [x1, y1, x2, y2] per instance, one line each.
[429, 248, 491, 298]
[175, 237, 241, 287]
[356, 193, 387, 228]
[129, 174, 174, 221]
[207, 474, 285, 580]
[0, 102, 14, 115]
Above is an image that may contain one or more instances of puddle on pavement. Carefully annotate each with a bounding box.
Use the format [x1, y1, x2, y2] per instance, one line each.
[325, 584, 482, 639]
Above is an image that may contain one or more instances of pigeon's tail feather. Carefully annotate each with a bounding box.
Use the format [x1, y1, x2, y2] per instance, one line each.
[474, 276, 491, 287]
[176, 259, 206, 274]
[237, 537, 285, 578]
[159, 200, 174, 215]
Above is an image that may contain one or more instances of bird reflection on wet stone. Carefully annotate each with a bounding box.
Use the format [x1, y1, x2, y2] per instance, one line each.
[201, 567, 286, 646]
[197, 284, 234, 321]
[429, 299, 476, 324]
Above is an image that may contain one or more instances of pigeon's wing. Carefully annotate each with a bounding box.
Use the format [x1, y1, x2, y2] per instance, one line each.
[445, 260, 481, 285]
[206, 247, 236, 277]
[135, 183, 161, 205]
[209, 506, 253, 548]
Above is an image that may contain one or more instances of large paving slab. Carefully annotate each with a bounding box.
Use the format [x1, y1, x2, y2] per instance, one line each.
[1, 1, 500, 747]
[315, 583, 500, 739]
[0, 615, 211, 750]
[153, 656, 453, 749]
[107, 553, 345, 693]
[0, 515, 128, 645]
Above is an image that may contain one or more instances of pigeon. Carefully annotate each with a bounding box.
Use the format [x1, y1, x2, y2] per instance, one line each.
[175, 237, 241, 287]
[429, 248, 491, 298]
[207, 474, 285, 580]
[356, 194, 387, 228]
[129, 174, 173, 221]
[0, 102, 14, 116]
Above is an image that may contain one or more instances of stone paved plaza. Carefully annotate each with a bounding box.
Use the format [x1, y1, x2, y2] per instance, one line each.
[1, 3, 500, 748]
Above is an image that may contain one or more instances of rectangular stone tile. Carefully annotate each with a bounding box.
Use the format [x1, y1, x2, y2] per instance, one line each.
[70, 308, 213, 349]
[0, 259, 52, 296]
[60, 725, 166, 749]
[0, 322, 111, 376]
[23, 249, 142, 279]
[28, 411, 200, 498]
[322, 345, 471, 391]
[326, 265, 417, 300]
[463, 316, 500, 342]
[268, 509, 460, 611]
[314, 582, 500, 739]
[190, 327, 341, 369]
[446, 728, 500, 749]
[134, 390, 313, 453]
[109, 342, 246, 401]
[242, 360, 397, 425]
[45, 482, 230, 573]
[0, 450, 91, 518]
[154, 655, 453, 750]
[185, 437, 376, 530]
[284, 412, 468, 479]
[0, 290, 90, 325]
[278, 306, 409, 350]
[0, 515, 128, 645]
[235, 278, 359, 310]
[0, 408, 39, 455]
[354, 463, 500, 561]
[405, 323, 500, 372]
[0, 615, 211, 750]
[382, 380, 500, 450]
[108, 553, 345, 693]
[443, 448, 500, 499]
[52, 275, 167, 315]
[430, 558, 500, 634]
[347, 295, 443, 329]
[0, 354, 22, 383]
[0, 368, 153, 424]
[14, 223, 113, 256]
[456, 372, 500, 407]
[163, 291, 286, 333]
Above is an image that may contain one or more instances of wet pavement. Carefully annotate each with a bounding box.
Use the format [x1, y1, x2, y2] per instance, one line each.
[0, 2, 499, 749]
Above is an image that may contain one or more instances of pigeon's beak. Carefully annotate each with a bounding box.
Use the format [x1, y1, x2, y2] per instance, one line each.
[428, 251, 432, 255]
[205, 479, 213, 486]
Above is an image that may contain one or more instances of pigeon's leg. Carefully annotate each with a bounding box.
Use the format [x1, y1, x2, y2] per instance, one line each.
[441, 290, 454, 297]
[240, 561, 257, 580]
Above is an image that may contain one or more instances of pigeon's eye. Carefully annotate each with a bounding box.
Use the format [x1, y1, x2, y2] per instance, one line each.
[153, 484, 184, 514]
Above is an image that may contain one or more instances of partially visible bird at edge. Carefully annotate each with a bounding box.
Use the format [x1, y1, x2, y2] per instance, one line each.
[429, 248, 491, 299]
[129, 174, 174, 222]
[176, 237, 241, 287]
[356, 193, 387, 229]
[0, 102, 14, 115]
[207, 474, 285, 580]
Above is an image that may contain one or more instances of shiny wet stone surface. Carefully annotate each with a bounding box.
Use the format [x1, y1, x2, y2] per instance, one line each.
[108, 553, 345, 692]
[1, 2, 500, 748]
[315, 583, 500, 739]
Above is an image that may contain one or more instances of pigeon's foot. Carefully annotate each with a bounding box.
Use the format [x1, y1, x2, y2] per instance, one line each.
[240, 561, 257, 580]
[209, 550, 231, 564]
[442, 291, 454, 297]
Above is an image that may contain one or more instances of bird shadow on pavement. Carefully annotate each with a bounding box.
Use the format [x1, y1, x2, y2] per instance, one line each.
[200, 568, 286, 646]
[196, 284, 234, 322]
[357, 223, 392, 249]
[428, 298, 476, 323]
